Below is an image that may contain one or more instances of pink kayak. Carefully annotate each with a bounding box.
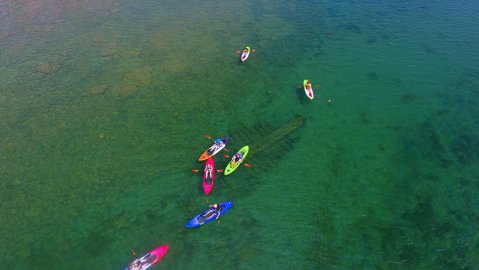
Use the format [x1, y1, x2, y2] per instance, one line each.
[203, 158, 215, 195]
[125, 245, 169, 270]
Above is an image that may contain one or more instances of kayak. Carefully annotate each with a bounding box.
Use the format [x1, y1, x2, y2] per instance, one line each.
[304, 80, 314, 100]
[186, 202, 234, 228]
[224, 145, 249, 176]
[199, 137, 230, 161]
[241, 46, 251, 62]
[124, 245, 169, 270]
[202, 158, 215, 195]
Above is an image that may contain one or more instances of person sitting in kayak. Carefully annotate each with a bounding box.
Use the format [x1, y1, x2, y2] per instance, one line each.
[205, 164, 213, 178]
[206, 139, 222, 155]
[305, 81, 312, 90]
[203, 203, 221, 220]
[243, 48, 249, 53]
[128, 259, 142, 270]
[233, 153, 243, 163]
[215, 139, 223, 147]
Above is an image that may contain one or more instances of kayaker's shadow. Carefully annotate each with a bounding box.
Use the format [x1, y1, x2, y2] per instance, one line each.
[295, 87, 308, 104]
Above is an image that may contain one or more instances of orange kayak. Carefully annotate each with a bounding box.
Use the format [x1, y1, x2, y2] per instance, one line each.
[198, 137, 230, 161]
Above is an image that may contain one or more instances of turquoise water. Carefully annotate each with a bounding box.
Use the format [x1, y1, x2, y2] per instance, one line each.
[1, 0, 479, 269]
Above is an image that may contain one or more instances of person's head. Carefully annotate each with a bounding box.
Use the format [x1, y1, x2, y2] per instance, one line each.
[213, 204, 218, 208]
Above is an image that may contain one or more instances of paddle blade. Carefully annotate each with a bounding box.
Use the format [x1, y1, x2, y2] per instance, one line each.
[216, 169, 224, 173]
[223, 154, 229, 158]
[315, 84, 320, 88]
[252, 49, 256, 52]
[245, 163, 251, 167]
[296, 85, 302, 89]
[224, 148, 230, 152]
[205, 134, 212, 140]
[192, 169, 199, 173]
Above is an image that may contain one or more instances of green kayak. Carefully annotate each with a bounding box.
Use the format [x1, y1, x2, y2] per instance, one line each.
[224, 145, 249, 175]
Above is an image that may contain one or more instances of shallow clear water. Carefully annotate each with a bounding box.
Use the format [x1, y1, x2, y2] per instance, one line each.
[1, 0, 478, 269]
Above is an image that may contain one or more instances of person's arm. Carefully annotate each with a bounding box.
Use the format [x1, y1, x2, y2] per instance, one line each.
[216, 210, 221, 220]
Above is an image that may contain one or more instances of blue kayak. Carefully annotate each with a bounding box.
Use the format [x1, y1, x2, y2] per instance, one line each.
[186, 202, 234, 228]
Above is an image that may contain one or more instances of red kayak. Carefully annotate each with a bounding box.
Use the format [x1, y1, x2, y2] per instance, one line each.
[203, 158, 215, 195]
[125, 245, 169, 270]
